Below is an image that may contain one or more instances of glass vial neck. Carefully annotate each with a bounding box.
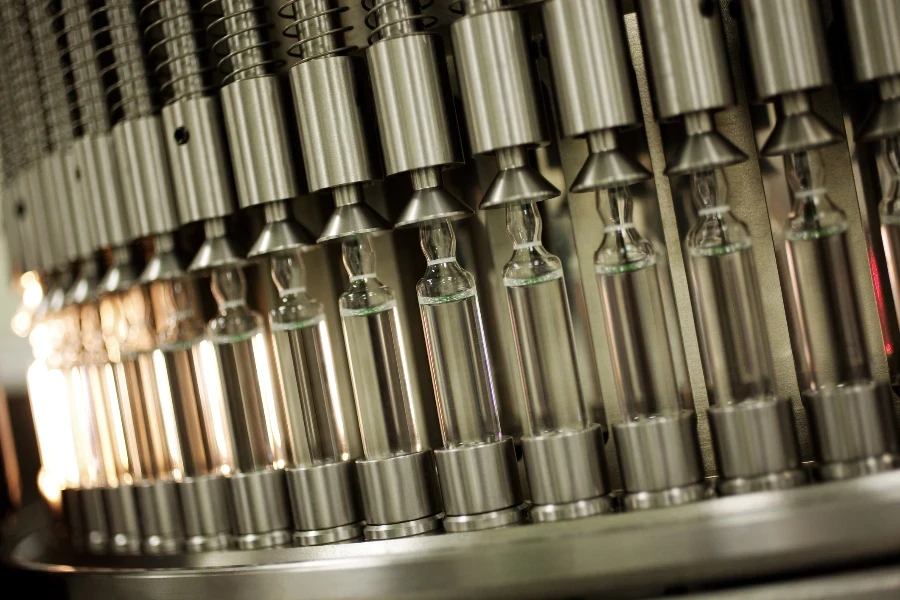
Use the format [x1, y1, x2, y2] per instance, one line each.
[340, 235, 395, 314]
[687, 169, 751, 255]
[784, 150, 847, 240]
[503, 202, 563, 286]
[595, 186, 656, 273]
[209, 265, 262, 339]
[270, 249, 324, 327]
[880, 137, 900, 222]
[152, 277, 205, 345]
[417, 219, 476, 302]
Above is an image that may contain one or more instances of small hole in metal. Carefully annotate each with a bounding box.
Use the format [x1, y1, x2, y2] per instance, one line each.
[174, 126, 190, 145]
[699, 0, 715, 17]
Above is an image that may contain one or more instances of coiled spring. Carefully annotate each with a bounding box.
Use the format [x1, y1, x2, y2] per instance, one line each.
[277, 0, 355, 63]
[362, 0, 435, 44]
[26, 0, 74, 151]
[141, 0, 216, 104]
[91, 0, 155, 121]
[202, 0, 280, 83]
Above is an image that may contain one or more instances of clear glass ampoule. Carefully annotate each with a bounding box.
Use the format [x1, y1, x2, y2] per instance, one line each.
[504, 203, 588, 434]
[339, 235, 421, 460]
[687, 170, 776, 405]
[269, 248, 351, 466]
[594, 186, 680, 421]
[418, 219, 501, 447]
[783, 150, 870, 391]
[879, 137, 900, 331]
[208, 265, 286, 472]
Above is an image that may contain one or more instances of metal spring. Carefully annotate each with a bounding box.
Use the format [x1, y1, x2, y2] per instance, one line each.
[54, 0, 111, 135]
[277, 0, 355, 63]
[141, 0, 216, 104]
[91, 0, 155, 121]
[362, 0, 436, 44]
[27, 0, 75, 150]
[201, 0, 280, 84]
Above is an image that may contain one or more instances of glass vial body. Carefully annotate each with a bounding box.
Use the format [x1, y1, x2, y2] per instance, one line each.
[687, 170, 776, 406]
[504, 203, 588, 435]
[879, 138, 900, 334]
[417, 220, 501, 447]
[340, 235, 421, 460]
[208, 265, 286, 472]
[594, 186, 680, 421]
[783, 151, 870, 391]
[269, 249, 352, 467]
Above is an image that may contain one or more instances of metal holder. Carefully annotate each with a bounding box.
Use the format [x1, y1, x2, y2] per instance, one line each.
[612, 411, 708, 512]
[356, 450, 443, 541]
[521, 424, 613, 522]
[72, 133, 130, 251]
[433, 437, 524, 532]
[61, 487, 86, 553]
[285, 461, 364, 547]
[227, 469, 293, 550]
[102, 485, 142, 556]
[708, 398, 807, 495]
[178, 474, 232, 553]
[802, 381, 900, 481]
[134, 480, 184, 556]
[80, 487, 110, 555]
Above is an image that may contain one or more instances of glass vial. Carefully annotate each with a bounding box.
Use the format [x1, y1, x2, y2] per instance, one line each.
[417, 219, 501, 447]
[687, 170, 775, 405]
[504, 203, 588, 434]
[594, 186, 680, 421]
[783, 150, 870, 391]
[339, 235, 421, 460]
[879, 137, 900, 331]
[269, 249, 352, 466]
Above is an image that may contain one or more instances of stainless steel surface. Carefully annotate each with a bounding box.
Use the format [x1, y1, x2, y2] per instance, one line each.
[61, 487, 86, 553]
[285, 460, 362, 542]
[760, 91, 842, 156]
[134, 480, 184, 555]
[178, 474, 232, 553]
[613, 411, 706, 507]
[520, 424, 611, 520]
[317, 184, 389, 241]
[220, 77, 300, 208]
[355, 450, 442, 534]
[248, 200, 313, 256]
[289, 57, 376, 192]
[738, 0, 831, 101]
[636, 0, 734, 119]
[162, 97, 237, 225]
[79, 487, 109, 555]
[432, 437, 521, 529]
[802, 381, 899, 480]
[101, 484, 142, 556]
[72, 133, 131, 250]
[707, 398, 806, 494]
[227, 468, 293, 549]
[451, 8, 546, 156]
[841, 0, 900, 84]
[42, 150, 83, 262]
[367, 33, 461, 176]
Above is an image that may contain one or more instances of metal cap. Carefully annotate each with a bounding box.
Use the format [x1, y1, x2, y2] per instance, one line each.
[97, 261, 140, 297]
[248, 201, 314, 258]
[859, 98, 900, 142]
[140, 245, 187, 285]
[395, 187, 473, 229]
[762, 92, 842, 156]
[572, 149, 652, 193]
[65, 263, 100, 306]
[666, 112, 747, 175]
[189, 218, 247, 272]
[317, 185, 389, 243]
[480, 166, 560, 210]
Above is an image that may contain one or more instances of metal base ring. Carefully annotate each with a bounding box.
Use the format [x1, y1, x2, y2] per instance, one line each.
[529, 495, 616, 523]
[622, 481, 711, 512]
[443, 503, 526, 533]
[717, 468, 808, 496]
[815, 453, 899, 482]
[293, 521, 364, 547]
[185, 532, 230, 553]
[363, 513, 444, 541]
[231, 528, 292, 550]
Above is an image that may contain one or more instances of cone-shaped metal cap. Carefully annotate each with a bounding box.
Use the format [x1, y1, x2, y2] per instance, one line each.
[571, 149, 652, 193]
[317, 203, 389, 243]
[97, 261, 139, 296]
[666, 131, 747, 175]
[64, 268, 99, 306]
[394, 187, 473, 229]
[139, 249, 186, 284]
[479, 166, 560, 210]
[859, 99, 900, 142]
[248, 218, 314, 258]
[761, 111, 842, 156]
[188, 235, 247, 272]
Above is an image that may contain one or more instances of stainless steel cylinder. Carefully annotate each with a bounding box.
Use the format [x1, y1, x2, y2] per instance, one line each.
[637, 0, 733, 119]
[433, 437, 523, 532]
[842, 0, 900, 83]
[356, 450, 443, 540]
[178, 474, 231, 553]
[21, 165, 55, 271]
[613, 411, 708, 512]
[285, 461, 363, 546]
[227, 469, 293, 549]
[134, 480, 184, 555]
[38, 157, 69, 269]
[161, 96, 236, 225]
[102, 484, 142, 556]
[521, 424, 614, 522]
[451, 9, 547, 155]
[10, 175, 38, 273]
[802, 382, 900, 481]
[708, 398, 806, 495]
[541, 0, 638, 138]
[73, 133, 131, 250]
[113, 116, 179, 238]
[290, 56, 376, 192]
[80, 487, 109, 555]
[367, 33, 461, 175]
[220, 77, 300, 208]
[41, 150, 81, 263]
[739, 0, 831, 100]
[61, 487, 85, 552]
